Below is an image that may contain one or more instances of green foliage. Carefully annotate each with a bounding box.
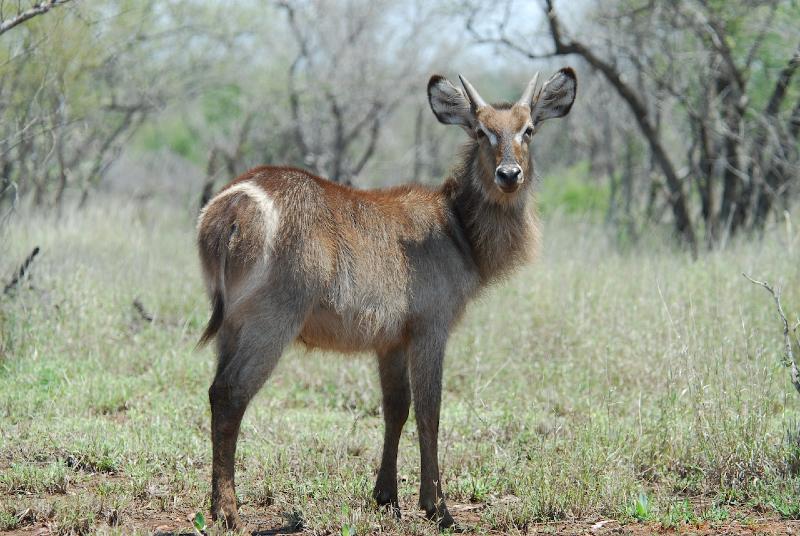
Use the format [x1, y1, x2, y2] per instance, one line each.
[703, 1, 800, 112]
[340, 505, 355, 536]
[538, 161, 609, 217]
[202, 85, 243, 128]
[138, 119, 203, 163]
[702, 505, 730, 523]
[0, 3, 169, 207]
[135, 84, 247, 164]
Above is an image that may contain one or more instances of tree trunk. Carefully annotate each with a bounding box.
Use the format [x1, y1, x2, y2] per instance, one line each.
[542, 1, 697, 255]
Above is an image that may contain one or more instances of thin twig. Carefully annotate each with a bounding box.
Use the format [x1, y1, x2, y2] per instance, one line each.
[3, 246, 40, 295]
[743, 273, 800, 395]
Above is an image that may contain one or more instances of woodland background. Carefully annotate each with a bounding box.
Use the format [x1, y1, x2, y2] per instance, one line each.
[2, 1, 800, 534]
[0, 0, 797, 250]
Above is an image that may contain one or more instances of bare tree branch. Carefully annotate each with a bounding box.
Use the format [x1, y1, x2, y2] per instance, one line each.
[688, 0, 746, 93]
[764, 43, 800, 117]
[743, 1, 779, 71]
[278, 1, 311, 163]
[273, 0, 426, 183]
[743, 273, 800, 396]
[0, 0, 72, 36]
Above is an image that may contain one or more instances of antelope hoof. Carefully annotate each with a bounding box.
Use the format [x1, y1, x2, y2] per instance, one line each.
[373, 488, 401, 518]
[438, 513, 456, 531]
[211, 503, 241, 531]
[424, 507, 455, 530]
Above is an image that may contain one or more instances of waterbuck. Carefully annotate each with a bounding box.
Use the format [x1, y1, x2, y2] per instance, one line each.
[196, 67, 577, 529]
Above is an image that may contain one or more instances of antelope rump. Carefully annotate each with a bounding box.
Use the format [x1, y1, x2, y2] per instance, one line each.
[196, 67, 577, 529]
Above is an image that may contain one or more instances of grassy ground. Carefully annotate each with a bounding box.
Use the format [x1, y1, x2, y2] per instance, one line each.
[1, 197, 799, 535]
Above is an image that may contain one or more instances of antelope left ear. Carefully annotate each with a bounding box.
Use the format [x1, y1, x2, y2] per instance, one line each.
[531, 67, 577, 125]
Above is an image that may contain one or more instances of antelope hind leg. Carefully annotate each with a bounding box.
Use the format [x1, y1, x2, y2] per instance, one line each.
[208, 293, 306, 529]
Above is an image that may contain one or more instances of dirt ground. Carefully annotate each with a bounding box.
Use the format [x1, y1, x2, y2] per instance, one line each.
[3, 502, 800, 536]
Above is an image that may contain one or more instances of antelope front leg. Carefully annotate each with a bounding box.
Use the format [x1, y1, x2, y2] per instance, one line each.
[373, 346, 411, 515]
[409, 335, 454, 529]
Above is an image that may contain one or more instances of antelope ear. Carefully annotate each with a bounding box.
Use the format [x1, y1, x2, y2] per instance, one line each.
[427, 75, 477, 134]
[531, 67, 577, 125]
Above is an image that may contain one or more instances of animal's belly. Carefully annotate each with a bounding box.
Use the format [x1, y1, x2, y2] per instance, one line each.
[297, 305, 404, 353]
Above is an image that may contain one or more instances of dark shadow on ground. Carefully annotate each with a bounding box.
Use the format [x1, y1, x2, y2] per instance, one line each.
[152, 527, 299, 536]
[250, 526, 302, 536]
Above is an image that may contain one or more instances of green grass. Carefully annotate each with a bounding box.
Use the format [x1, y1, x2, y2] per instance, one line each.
[1, 196, 800, 534]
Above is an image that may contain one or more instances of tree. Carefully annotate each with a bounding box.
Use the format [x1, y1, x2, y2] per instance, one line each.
[0, 0, 231, 213]
[466, 0, 800, 250]
[276, 0, 440, 184]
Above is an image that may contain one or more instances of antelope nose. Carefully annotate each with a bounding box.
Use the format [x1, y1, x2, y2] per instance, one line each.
[495, 165, 522, 189]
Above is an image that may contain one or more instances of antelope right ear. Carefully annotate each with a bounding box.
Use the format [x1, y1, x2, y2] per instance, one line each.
[531, 67, 577, 125]
[427, 75, 477, 134]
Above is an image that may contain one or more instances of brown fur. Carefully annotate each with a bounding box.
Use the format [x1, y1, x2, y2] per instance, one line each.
[196, 68, 576, 530]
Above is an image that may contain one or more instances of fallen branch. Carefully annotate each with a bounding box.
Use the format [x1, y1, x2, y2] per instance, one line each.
[3, 246, 40, 295]
[132, 298, 153, 323]
[743, 273, 800, 395]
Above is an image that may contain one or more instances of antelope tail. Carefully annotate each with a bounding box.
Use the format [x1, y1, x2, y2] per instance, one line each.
[196, 224, 233, 348]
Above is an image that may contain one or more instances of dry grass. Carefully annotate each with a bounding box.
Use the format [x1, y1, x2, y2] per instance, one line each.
[1, 196, 799, 534]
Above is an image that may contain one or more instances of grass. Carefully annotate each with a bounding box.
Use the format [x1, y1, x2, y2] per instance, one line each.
[1, 195, 799, 534]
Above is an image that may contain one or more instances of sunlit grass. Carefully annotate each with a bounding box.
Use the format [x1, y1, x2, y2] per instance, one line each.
[1, 197, 799, 533]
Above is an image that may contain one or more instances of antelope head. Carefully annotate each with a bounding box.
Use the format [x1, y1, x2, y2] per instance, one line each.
[427, 67, 577, 198]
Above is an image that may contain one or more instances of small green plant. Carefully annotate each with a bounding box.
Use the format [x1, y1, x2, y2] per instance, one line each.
[771, 497, 800, 519]
[0, 463, 69, 495]
[53, 496, 96, 536]
[0, 508, 20, 531]
[192, 511, 206, 534]
[701, 505, 730, 523]
[340, 505, 354, 536]
[455, 473, 492, 503]
[631, 492, 651, 521]
[660, 499, 697, 529]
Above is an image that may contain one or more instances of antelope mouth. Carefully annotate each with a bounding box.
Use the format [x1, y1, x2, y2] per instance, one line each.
[495, 177, 524, 194]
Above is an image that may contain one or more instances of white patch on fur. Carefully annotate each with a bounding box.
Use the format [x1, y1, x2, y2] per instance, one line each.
[479, 122, 497, 146]
[200, 181, 280, 253]
[198, 180, 281, 310]
[514, 123, 532, 144]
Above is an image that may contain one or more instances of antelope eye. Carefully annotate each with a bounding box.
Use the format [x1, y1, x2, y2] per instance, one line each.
[475, 128, 485, 139]
[523, 126, 534, 139]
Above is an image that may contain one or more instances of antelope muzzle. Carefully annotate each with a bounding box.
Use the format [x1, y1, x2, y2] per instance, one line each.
[495, 164, 524, 193]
